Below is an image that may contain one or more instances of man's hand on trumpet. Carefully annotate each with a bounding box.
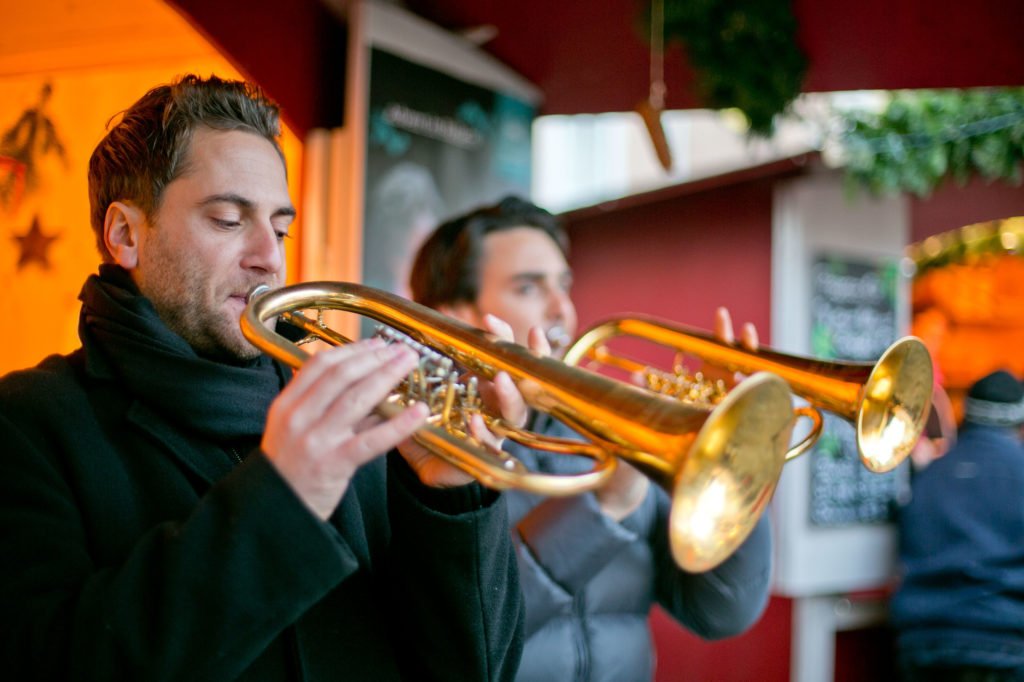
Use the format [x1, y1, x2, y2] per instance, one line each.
[394, 313, 532, 488]
[261, 339, 431, 521]
[260, 318, 535, 520]
[708, 306, 760, 385]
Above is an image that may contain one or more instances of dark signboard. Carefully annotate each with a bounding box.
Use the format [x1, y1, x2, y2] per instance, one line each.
[362, 48, 534, 301]
[808, 255, 903, 527]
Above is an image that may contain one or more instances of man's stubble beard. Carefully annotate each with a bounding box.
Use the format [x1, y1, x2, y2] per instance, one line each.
[140, 251, 261, 363]
[151, 287, 261, 362]
[163, 300, 261, 363]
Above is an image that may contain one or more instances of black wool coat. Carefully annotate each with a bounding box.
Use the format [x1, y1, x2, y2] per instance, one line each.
[0, 347, 523, 681]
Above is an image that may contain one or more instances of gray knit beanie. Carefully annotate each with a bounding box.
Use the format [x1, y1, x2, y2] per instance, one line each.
[964, 370, 1024, 427]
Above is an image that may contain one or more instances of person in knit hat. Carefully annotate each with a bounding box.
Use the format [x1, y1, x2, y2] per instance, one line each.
[963, 369, 1024, 428]
[890, 369, 1024, 682]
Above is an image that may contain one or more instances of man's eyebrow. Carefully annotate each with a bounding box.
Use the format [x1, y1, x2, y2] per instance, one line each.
[508, 272, 547, 283]
[509, 271, 572, 283]
[199, 193, 296, 218]
[199, 193, 253, 210]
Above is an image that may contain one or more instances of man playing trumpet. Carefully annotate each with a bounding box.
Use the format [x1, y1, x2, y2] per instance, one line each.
[0, 75, 525, 681]
[410, 196, 773, 682]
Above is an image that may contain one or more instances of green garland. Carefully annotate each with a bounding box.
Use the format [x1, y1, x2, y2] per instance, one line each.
[838, 88, 1024, 198]
[655, 0, 807, 136]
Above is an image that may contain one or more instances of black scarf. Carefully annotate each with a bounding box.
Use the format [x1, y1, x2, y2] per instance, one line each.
[78, 265, 287, 441]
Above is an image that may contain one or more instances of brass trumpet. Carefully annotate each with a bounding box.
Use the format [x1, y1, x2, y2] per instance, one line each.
[563, 315, 935, 473]
[241, 282, 798, 572]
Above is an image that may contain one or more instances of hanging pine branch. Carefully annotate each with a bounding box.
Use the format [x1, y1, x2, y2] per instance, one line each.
[657, 0, 807, 136]
[837, 88, 1024, 198]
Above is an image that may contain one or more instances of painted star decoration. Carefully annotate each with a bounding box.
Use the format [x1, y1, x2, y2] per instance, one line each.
[13, 215, 59, 270]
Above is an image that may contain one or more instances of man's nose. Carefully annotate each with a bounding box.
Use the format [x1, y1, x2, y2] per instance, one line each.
[548, 288, 575, 323]
[242, 223, 284, 274]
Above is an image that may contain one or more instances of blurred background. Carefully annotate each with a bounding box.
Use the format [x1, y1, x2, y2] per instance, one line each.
[2, 1, 1022, 679]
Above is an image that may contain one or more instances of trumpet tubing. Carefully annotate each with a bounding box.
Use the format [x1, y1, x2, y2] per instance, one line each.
[565, 315, 935, 473]
[242, 282, 797, 572]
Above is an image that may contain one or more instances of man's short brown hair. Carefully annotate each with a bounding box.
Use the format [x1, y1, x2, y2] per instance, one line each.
[409, 196, 568, 309]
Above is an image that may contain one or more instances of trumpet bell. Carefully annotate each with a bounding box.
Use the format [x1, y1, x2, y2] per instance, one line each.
[857, 337, 934, 472]
[670, 372, 794, 572]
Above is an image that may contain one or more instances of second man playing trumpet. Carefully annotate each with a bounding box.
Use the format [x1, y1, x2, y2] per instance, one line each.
[410, 196, 774, 682]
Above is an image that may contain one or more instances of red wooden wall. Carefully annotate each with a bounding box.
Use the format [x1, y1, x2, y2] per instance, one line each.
[564, 173, 784, 337]
[564, 170, 792, 682]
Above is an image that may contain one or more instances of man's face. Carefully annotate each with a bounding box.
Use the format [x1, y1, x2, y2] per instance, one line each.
[132, 128, 295, 361]
[447, 226, 577, 354]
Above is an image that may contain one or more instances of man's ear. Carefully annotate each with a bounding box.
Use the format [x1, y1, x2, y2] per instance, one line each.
[103, 201, 145, 269]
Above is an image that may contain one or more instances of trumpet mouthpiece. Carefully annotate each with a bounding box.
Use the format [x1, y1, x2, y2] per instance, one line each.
[247, 284, 273, 303]
[546, 325, 572, 353]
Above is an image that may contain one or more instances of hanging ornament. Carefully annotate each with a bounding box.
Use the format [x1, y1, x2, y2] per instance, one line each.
[637, 0, 672, 172]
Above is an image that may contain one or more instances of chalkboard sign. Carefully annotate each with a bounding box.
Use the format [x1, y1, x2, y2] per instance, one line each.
[808, 255, 902, 527]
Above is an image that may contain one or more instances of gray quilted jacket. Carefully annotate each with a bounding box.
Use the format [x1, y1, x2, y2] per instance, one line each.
[506, 414, 773, 682]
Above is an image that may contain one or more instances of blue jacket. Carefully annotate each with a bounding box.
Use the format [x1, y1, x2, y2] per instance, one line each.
[891, 423, 1024, 669]
[505, 414, 772, 682]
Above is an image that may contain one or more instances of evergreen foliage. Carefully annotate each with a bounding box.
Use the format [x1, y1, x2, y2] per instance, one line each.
[838, 88, 1024, 197]
[658, 0, 807, 136]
